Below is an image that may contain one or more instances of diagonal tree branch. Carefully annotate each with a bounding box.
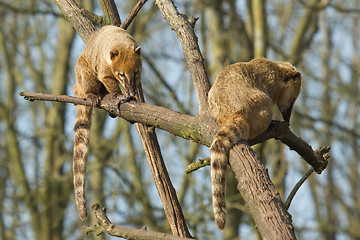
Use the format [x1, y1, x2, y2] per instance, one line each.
[52, 0, 96, 42]
[229, 143, 297, 239]
[132, 85, 193, 238]
[155, 0, 211, 115]
[121, 0, 148, 30]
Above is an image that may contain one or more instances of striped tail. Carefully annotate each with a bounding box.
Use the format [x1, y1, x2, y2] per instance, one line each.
[73, 105, 92, 220]
[210, 117, 249, 231]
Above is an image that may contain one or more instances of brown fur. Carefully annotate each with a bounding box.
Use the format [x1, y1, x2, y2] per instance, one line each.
[208, 58, 301, 230]
[73, 25, 142, 220]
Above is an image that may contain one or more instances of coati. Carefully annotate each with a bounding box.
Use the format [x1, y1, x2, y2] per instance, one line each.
[73, 25, 142, 220]
[208, 58, 301, 231]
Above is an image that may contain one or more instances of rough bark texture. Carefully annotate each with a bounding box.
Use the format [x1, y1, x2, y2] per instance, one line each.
[133, 86, 192, 238]
[155, 0, 211, 115]
[53, 0, 96, 42]
[229, 143, 296, 239]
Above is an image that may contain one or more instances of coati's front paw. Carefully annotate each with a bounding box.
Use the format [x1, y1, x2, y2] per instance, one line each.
[114, 93, 135, 106]
[107, 94, 130, 118]
[107, 93, 136, 118]
[85, 93, 100, 106]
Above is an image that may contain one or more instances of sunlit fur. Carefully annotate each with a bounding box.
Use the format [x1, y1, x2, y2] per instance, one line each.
[208, 58, 301, 231]
[73, 25, 142, 220]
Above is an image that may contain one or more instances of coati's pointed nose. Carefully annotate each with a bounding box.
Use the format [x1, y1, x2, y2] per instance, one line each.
[281, 104, 293, 122]
[128, 89, 135, 98]
[282, 109, 291, 122]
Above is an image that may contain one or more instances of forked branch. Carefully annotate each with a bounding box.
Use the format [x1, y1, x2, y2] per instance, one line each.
[84, 203, 194, 240]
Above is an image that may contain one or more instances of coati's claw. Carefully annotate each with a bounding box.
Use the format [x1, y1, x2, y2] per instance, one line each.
[115, 94, 130, 106]
[85, 93, 100, 107]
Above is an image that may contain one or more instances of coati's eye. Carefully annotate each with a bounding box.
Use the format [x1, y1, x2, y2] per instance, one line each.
[118, 72, 125, 79]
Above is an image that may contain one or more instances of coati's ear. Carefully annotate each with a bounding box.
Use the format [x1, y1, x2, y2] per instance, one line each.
[285, 71, 301, 81]
[134, 46, 141, 56]
[110, 50, 119, 61]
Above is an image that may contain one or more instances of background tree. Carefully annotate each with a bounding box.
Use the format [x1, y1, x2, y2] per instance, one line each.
[1, 0, 359, 240]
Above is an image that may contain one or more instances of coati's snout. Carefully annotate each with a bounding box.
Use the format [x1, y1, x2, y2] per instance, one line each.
[280, 98, 295, 122]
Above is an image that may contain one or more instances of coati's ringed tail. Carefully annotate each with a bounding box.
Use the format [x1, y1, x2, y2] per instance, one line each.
[210, 115, 250, 231]
[73, 105, 92, 220]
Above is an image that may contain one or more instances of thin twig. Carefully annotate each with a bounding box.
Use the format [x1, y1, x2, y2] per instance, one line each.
[185, 157, 210, 174]
[120, 0, 148, 30]
[285, 146, 330, 209]
[284, 168, 314, 209]
[19, 91, 95, 106]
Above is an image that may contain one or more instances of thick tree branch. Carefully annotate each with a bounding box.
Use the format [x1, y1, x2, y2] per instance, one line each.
[84, 203, 194, 240]
[19, 91, 212, 145]
[229, 143, 297, 239]
[52, 0, 96, 42]
[132, 85, 193, 238]
[19, 92, 329, 174]
[155, 0, 211, 115]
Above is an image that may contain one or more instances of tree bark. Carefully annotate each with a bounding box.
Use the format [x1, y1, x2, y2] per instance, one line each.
[99, 0, 121, 26]
[155, 0, 211, 115]
[53, 0, 96, 41]
[229, 143, 297, 239]
[133, 86, 193, 238]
